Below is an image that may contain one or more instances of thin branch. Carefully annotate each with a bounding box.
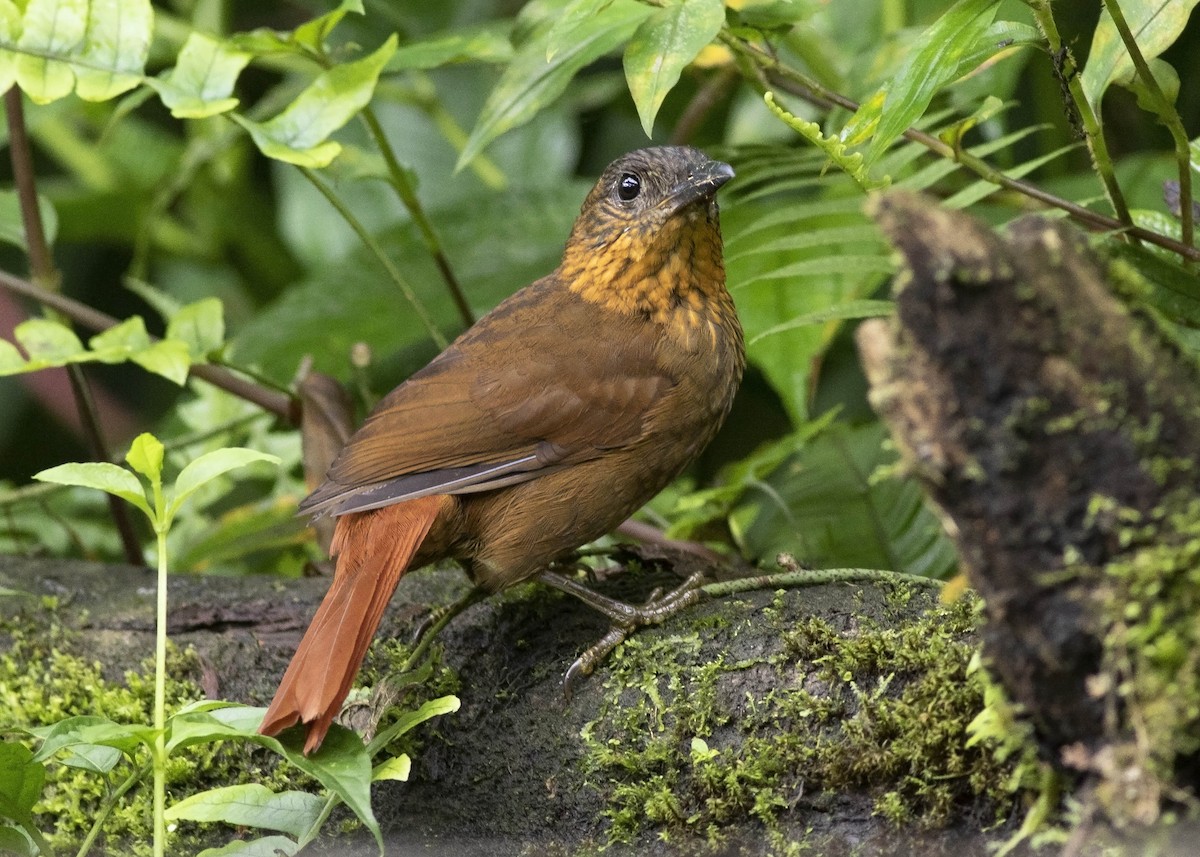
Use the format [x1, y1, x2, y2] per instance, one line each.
[360, 105, 475, 328]
[299, 166, 449, 349]
[1028, 0, 1135, 230]
[725, 36, 1200, 262]
[5, 87, 144, 565]
[0, 268, 297, 422]
[670, 66, 738, 146]
[1101, 0, 1194, 261]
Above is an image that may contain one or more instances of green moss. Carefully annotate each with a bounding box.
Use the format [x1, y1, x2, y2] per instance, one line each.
[1085, 493, 1200, 824]
[0, 609, 298, 855]
[580, 591, 1031, 851]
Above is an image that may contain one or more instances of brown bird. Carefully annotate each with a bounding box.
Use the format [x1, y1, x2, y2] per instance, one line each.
[260, 146, 743, 753]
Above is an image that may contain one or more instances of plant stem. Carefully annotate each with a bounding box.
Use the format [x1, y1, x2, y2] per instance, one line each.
[4, 86, 146, 566]
[1027, 0, 1134, 230]
[299, 167, 448, 349]
[360, 105, 475, 328]
[700, 566, 942, 599]
[0, 268, 298, 421]
[152, 485, 169, 857]
[76, 760, 153, 857]
[1101, 0, 1194, 261]
[723, 35, 1200, 262]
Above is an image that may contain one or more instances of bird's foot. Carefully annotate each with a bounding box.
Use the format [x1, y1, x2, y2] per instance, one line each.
[539, 570, 707, 699]
[408, 587, 485, 659]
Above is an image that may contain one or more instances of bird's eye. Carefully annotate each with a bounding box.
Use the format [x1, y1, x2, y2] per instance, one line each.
[617, 172, 641, 202]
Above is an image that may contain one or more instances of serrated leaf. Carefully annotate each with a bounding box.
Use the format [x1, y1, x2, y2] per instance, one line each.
[624, 0, 725, 136]
[15, 0, 87, 104]
[852, 0, 1001, 164]
[73, 0, 152, 101]
[125, 432, 164, 483]
[166, 298, 225, 360]
[13, 318, 84, 363]
[196, 835, 299, 857]
[165, 785, 324, 838]
[1081, 0, 1200, 108]
[149, 32, 251, 119]
[130, 339, 191, 385]
[168, 447, 280, 520]
[372, 754, 411, 782]
[32, 463, 151, 517]
[0, 743, 44, 824]
[235, 34, 397, 168]
[0, 189, 57, 252]
[459, 0, 652, 169]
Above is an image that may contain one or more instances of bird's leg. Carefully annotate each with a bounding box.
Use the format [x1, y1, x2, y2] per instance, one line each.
[539, 569, 707, 698]
[407, 586, 487, 668]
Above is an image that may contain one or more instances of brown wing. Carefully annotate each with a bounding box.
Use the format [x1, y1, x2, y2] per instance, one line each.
[301, 279, 671, 516]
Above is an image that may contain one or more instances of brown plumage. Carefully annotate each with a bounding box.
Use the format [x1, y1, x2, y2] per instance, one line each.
[260, 146, 744, 753]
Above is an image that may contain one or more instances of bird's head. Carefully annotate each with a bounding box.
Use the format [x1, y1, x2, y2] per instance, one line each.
[561, 146, 735, 317]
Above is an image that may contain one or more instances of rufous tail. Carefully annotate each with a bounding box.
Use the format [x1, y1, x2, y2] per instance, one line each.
[259, 495, 443, 754]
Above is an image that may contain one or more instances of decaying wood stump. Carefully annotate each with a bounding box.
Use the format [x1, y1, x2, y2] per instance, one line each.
[858, 192, 1200, 826]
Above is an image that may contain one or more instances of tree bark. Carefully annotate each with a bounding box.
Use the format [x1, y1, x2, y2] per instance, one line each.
[857, 192, 1200, 826]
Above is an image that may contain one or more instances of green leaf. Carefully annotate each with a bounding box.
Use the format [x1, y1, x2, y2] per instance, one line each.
[458, 0, 652, 169]
[0, 743, 44, 825]
[167, 708, 381, 849]
[26, 715, 155, 761]
[196, 836, 299, 857]
[1081, 0, 1200, 107]
[0, 189, 58, 252]
[32, 462, 152, 518]
[14, 0, 87, 105]
[1117, 55, 1180, 112]
[12, 318, 83, 364]
[371, 754, 411, 782]
[736, 423, 958, 577]
[165, 785, 324, 838]
[149, 32, 252, 118]
[0, 2, 18, 94]
[623, 0, 725, 136]
[748, 299, 894, 345]
[292, 0, 364, 53]
[166, 297, 225, 361]
[0, 339, 27, 374]
[851, 0, 1002, 163]
[168, 447, 280, 521]
[87, 317, 153, 362]
[73, 0, 153, 101]
[130, 339, 192, 385]
[0, 825, 36, 857]
[56, 744, 123, 774]
[367, 695, 461, 755]
[386, 22, 514, 71]
[125, 432, 164, 483]
[235, 34, 398, 168]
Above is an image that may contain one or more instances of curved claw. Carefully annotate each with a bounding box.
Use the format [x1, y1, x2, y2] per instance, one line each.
[563, 626, 628, 701]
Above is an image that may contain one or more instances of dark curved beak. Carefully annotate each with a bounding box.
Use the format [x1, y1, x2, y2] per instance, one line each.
[665, 160, 735, 212]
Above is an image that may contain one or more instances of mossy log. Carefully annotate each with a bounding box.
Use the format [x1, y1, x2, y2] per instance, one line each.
[2, 553, 1012, 856]
[857, 193, 1200, 828]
